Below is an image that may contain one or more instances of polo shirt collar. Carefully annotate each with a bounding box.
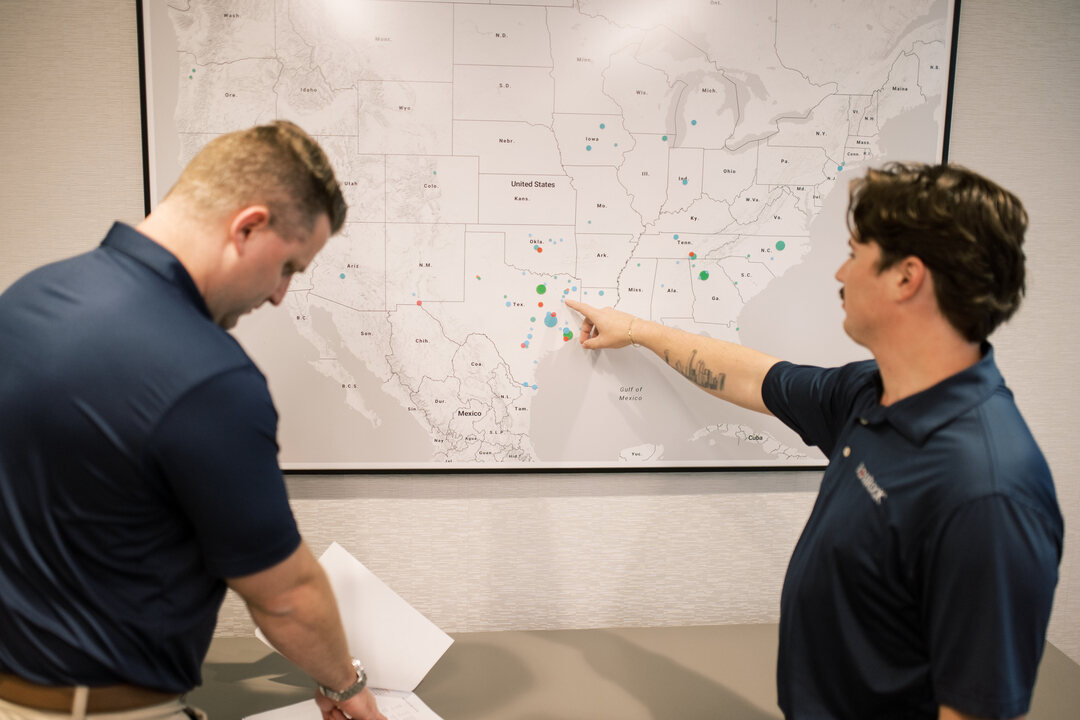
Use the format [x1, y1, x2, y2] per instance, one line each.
[100, 222, 212, 320]
[864, 343, 1004, 446]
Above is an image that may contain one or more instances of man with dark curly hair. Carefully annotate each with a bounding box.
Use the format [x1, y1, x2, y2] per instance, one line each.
[567, 163, 1062, 720]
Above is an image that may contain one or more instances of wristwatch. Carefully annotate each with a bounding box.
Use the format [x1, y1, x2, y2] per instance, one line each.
[317, 658, 367, 702]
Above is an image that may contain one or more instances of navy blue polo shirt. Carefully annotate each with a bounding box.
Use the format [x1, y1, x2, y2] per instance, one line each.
[763, 348, 1062, 719]
[0, 223, 301, 692]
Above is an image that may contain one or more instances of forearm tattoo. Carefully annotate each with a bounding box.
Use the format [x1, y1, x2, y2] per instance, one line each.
[665, 348, 726, 391]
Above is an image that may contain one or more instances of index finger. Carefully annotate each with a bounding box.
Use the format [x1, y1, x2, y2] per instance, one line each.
[564, 298, 591, 316]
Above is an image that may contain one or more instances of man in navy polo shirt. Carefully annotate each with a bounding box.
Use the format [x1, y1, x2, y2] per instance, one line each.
[567, 163, 1062, 719]
[0, 122, 385, 720]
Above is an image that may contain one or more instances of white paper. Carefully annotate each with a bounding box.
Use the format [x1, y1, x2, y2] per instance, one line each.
[256, 542, 453, 692]
[242, 691, 444, 720]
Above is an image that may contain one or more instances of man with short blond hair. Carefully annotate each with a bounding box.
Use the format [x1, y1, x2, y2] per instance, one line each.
[0, 121, 384, 720]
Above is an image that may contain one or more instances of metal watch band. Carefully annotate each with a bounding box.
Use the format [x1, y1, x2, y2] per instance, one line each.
[317, 658, 367, 702]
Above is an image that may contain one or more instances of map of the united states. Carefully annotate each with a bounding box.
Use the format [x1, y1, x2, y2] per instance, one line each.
[149, 0, 953, 468]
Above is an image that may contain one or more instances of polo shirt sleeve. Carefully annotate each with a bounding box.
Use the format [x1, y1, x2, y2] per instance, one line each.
[762, 360, 877, 457]
[148, 366, 302, 579]
[925, 494, 1061, 718]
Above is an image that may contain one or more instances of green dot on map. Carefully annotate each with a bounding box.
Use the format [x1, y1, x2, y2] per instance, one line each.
[699, 270, 709, 280]
[775, 240, 786, 251]
[536, 284, 547, 295]
[662, 135, 668, 141]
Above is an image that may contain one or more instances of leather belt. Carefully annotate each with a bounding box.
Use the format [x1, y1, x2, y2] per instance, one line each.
[0, 673, 180, 713]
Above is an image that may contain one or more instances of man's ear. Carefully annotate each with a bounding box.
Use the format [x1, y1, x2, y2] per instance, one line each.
[228, 206, 271, 255]
[894, 255, 928, 301]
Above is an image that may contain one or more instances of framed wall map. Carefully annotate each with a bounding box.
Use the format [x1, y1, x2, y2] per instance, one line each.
[139, 0, 960, 469]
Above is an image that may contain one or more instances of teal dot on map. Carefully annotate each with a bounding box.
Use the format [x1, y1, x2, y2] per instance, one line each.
[339, 273, 345, 279]
[530, 316, 536, 323]
[775, 240, 786, 251]
[586, 145, 592, 151]
[532, 384, 538, 390]
[682, 178, 689, 185]
[598, 290, 605, 296]
[691, 119, 697, 126]
[673, 234, 679, 239]
[662, 135, 669, 142]
[837, 165, 844, 172]
[544, 312, 558, 328]
[600, 123, 606, 129]
[699, 270, 710, 280]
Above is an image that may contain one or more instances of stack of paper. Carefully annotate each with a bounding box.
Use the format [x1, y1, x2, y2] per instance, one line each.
[246, 689, 441, 720]
[246, 542, 453, 720]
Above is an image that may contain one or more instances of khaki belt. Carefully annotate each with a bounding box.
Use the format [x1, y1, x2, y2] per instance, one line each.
[0, 673, 180, 713]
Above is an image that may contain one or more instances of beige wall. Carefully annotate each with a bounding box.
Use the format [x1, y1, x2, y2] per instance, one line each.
[2, 1, 1077, 662]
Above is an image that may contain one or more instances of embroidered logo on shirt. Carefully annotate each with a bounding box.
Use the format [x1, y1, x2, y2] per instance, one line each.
[856, 462, 887, 505]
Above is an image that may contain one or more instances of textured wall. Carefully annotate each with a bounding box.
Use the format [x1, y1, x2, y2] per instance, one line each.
[1, 0, 1077, 662]
[947, 0, 1080, 662]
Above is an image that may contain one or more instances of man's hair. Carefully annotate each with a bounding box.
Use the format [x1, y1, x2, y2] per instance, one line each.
[847, 162, 1028, 343]
[166, 120, 347, 237]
